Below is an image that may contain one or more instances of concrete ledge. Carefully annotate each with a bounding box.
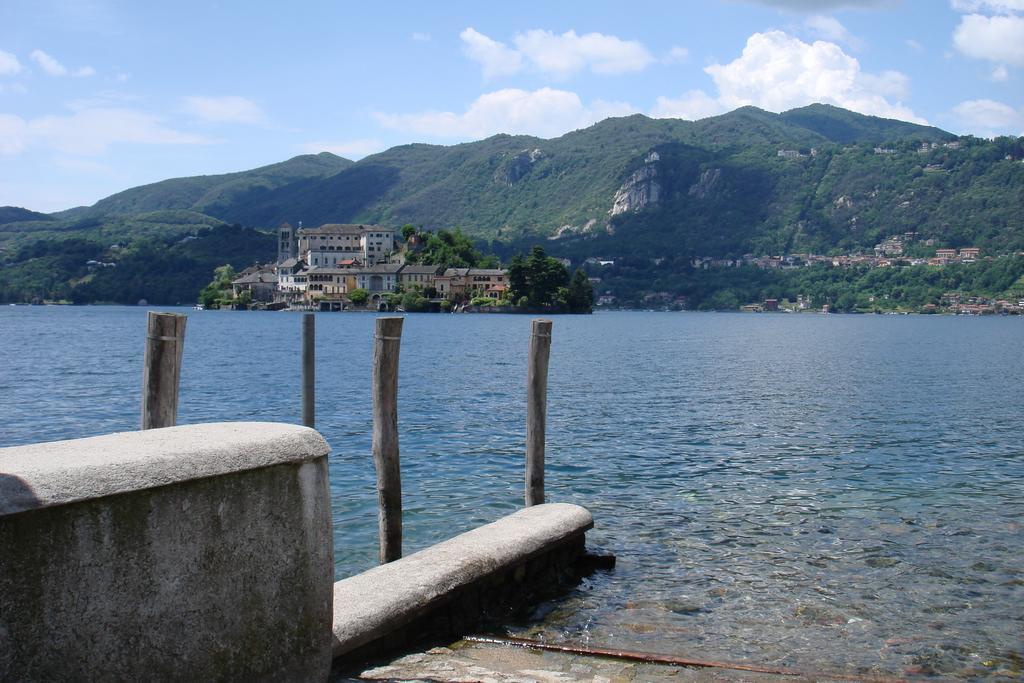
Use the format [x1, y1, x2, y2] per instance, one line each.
[0, 422, 329, 514]
[332, 502, 593, 660]
[0, 422, 334, 681]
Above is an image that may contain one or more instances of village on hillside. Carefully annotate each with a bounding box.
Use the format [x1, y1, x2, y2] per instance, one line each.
[216, 223, 512, 312]
[203, 221, 1023, 316]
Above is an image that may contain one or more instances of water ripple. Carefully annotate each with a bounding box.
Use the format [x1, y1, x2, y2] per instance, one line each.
[1, 307, 1022, 678]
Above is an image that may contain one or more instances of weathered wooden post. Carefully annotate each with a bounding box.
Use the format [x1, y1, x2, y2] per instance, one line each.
[525, 319, 552, 506]
[373, 316, 404, 563]
[141, 311, 187, 430]
[302, 312, 315, 428]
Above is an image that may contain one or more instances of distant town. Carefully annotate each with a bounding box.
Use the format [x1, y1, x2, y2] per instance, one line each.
[209, 221, 1024, 316]
[588, 232, 1024, 314]
[216, 223, 510, 312]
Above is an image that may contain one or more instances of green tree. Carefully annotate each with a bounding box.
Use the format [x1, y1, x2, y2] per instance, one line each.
[566, 269, 594, 313]
[400, 224, 416, 241]
[401, 291, 429, 311]
[198, 264, 236, 308]
[508, 246, 570, 307]
[347, 288, 369, 306]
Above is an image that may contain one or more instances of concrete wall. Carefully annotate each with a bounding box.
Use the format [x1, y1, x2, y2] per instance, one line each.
[0, 422, 334, 682]
[332, 503, 594, 667]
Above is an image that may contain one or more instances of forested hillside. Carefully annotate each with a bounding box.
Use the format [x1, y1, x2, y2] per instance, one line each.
[2, 104, 1021, 306]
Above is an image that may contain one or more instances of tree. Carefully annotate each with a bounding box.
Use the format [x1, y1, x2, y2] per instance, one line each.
[566, 269, 594, 313]
[198, 264, 236, 308]
[401, 291, 428, 311]
[401, 224, 416, 241]
[527, 246, 568, 306]
[416, 229, 488, 268]
[508, 246, 570, 307]
[347, 288, 369, 306]
[508, 255, 528, 301]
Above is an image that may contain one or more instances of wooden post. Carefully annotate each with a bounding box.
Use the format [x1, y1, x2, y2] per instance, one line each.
[301, 313, 315, 428]
[141, 312, 187, 430]
[526, 319, 552, 506]
[372, 316, 404, 563]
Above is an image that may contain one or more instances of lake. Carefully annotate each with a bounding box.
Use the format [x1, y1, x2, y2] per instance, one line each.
[1, 306, 1021, 678]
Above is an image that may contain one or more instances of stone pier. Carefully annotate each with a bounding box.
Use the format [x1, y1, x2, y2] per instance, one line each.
[0, 422, 334, 682]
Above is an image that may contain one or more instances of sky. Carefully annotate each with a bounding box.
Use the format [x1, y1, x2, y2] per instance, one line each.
[1, 0, 1023, 213]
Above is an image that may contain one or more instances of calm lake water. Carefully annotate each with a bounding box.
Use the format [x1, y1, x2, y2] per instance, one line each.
[1, 306, 1022, 678]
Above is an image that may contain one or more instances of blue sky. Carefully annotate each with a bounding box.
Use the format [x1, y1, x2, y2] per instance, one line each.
[1, 0, 1022, 212]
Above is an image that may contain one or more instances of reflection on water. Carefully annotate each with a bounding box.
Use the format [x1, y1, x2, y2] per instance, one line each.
[1, 307, 1022, 678]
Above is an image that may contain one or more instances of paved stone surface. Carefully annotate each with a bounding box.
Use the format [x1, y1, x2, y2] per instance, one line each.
[333, 503, 593, 658]
[341, 641, 810, 682]
[0, 421, 329, 514]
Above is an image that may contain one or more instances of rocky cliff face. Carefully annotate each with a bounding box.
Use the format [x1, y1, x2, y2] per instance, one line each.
[688, 168, 722, 200]
[609, 152, 661, 216]
[495, 148, 545, 186]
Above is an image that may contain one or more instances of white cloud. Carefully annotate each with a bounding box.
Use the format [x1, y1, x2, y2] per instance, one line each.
[991, 64, 1010, 80]
[375, 87, 637, 139]
[299, 138, 383, 159]
[0, 107, 210, 156]
[0, 49, 23, 75]
[950, 98, 1024, 136]
[411, 32, 432, 42]
[54, 156, 117, 175]
[0, 114, 28, 154]
[950, 0, 1024, 13]
[651, 90, 725, 120]
[953, 14, 1024, 66]
[459, 28, 654, 78]
[663, 46, 690, 64]
[460, 28, 523, 79]
[29, 49, 94, 77]
[735, 0, 885, 9]
[67, 91, 143, 111]
[859, 69, 910, 98]
[906, 38, 925, 52]
[513, 29, 654, 77]
[182, 95, 266, 124]
[805, 15, 863, 50]
[696, 31, 924, 123]
[30, 49, 67, 76]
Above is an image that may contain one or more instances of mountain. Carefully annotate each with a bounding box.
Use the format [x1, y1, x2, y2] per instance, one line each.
[0, 207, 54, 224]
[779, 104, 952, 145]
[3, 105, 1022, 305]
[0, 152, 352, 252]
[170, 106, 962, 243]
[84, 152, 353, 218]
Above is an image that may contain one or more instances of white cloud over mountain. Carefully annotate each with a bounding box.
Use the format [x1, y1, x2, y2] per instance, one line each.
[655, 31, 923, 123]
[0, 108, 209, 156]
[950, 98, 1024, 136]
[460, 28, 654, 79]
[182, 96, 266, 125]
[651, 90, 724, 120]
[390, 29, 927, 139]
[375, 87, 637, 139]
